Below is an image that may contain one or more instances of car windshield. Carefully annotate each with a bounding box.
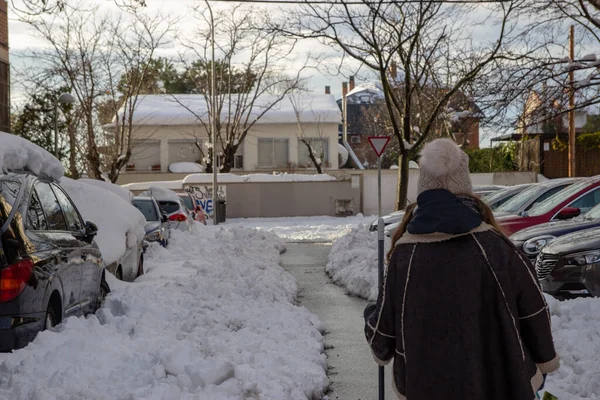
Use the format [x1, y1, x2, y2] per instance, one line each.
[179, 195, 194, 210]
[133, 199, 158, 221]
[0, 179, 21, 209]
[527, 179, 593, 217]
[496, 185, 545, 213]
[158, 201, 180, 214]
[483, 188, 515, 205]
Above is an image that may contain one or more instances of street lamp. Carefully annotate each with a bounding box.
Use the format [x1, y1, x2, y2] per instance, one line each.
[54, 93, 76, 158]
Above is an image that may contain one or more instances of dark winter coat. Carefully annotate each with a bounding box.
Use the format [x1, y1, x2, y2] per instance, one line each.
[364, 189, 559, 400]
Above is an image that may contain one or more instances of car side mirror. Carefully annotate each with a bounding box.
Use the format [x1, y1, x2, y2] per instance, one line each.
[557, 207, 581, 220]
[83, 220, 98, 244]
[162, 214, 168, 223]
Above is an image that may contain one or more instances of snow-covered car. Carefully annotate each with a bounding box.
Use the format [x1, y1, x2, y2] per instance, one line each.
[177, 192, 206, 225]
[142, 187, 193, 232]
[132, 196, 170, 247]
[481, 183, 533, 210]
[60, 178, 147, 282]
[0, 133, 108, 351]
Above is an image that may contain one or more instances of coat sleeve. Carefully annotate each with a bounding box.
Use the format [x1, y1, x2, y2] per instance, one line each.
[364, 249, 398, 366]
[511, 248, 560, 374]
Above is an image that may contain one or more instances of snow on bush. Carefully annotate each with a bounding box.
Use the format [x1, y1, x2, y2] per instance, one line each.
[169, 162, 204, 173]
[542, 294, 600, 399]
[78, 178, 134, 203]
[0, 227, 327, 400]
[326, 224, 390, 301]
[60, 177, 146, 265]
[0, 131, 64, 180]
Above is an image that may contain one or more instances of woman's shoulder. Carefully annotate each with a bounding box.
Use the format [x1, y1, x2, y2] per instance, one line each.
[393, 222, 495, 246]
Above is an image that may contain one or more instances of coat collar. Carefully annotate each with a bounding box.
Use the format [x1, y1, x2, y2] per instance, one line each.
[395, 222, 495, 245]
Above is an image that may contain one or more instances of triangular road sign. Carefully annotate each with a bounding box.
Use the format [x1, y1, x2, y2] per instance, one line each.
[368, 136, 391, 157]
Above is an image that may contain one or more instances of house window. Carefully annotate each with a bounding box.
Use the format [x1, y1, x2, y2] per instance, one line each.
[258, 138, 288, 168]
[217, 144, 244, 169]
[298, 138, 328, 168]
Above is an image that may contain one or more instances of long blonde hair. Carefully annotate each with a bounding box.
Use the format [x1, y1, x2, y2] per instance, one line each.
[386, 194, 505, 263]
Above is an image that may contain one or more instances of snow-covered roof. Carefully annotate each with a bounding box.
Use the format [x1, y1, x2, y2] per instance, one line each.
[118, 94, 342, 126]
[346, 82, 384, 99]
[0, 131, 64, 181]
[182, 173, 336, 184]
[60, 177, 146, 265]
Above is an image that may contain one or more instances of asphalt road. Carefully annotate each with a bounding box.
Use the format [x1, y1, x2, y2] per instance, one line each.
[281, 243, 395, 400]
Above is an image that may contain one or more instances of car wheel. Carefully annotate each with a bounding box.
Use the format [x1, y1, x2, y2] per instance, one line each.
[115, 267, 123, 281]
[137, 256, 144, 277]
[97, 278, 110, 308]
[45, 304, 58, 330]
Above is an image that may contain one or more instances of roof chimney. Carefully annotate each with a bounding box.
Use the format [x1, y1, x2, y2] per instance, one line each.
[349, 76, 355, 91]
[390, 62, 397, 80]
[325, 86, 331, 95]
[342, 82, 348, 97]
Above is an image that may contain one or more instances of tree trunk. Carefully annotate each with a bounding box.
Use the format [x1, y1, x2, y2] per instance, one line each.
[395, 152, 410, 210]
[85, 111, 103, 179]
[300, 139, 323, 174]
[67, 121, 79, 179]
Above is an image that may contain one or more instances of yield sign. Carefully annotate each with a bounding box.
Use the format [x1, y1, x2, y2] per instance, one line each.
[368, 136, 391, 157]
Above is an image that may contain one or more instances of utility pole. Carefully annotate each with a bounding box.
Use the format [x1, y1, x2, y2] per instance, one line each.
[569, 25, 576, 177]
[206, 0, 218, 225]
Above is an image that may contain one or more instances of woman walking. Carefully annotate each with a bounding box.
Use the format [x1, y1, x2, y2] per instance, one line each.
[364, 139, 559, 400]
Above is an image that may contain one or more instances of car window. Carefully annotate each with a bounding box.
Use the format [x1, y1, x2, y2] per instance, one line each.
[35, 182, 68, 231]
[51, 184, 84, 232]
[527, 179, 594, 217]
[0, 180, 21, 211]
[179, 199, 190, 214]
[568, 187, 600, 214]
[158, 201, 180, 214]
[524, 185, 569, 211]
[180, 195, 194, 210]
[27, 190, 48, 231]
[132, 199, 159, 221]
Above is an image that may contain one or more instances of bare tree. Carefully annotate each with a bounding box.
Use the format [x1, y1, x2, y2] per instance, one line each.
[173, 2, 311, 173]
[19, 0, 173, 181]
[10, 0, 146, 16]
[277, 0, 525, 209]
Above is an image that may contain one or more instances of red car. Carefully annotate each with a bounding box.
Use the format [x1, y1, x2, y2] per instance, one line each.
[499, 176, 600, 236]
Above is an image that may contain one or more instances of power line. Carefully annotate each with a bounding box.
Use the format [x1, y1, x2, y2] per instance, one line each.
[209, 0, 511, 4]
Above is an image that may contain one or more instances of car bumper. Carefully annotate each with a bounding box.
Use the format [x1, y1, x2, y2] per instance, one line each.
[0, 314, 45, 352]
[540, 262, 600, 297]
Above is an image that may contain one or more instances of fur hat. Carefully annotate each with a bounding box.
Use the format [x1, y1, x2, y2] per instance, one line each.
[417, 138, 472, 196]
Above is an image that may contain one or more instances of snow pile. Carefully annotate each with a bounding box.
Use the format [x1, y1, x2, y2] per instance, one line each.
[542, 294, 600, 399]
[79, 178, 134, 203]
[0, 227, 327, 400]
[141, 186, 182, 203]
[169, 162, 204, 173]
[0, 131, 64, 180]
[338, 143, 349, 166]
[122, 179, 184, 191]
[183, 173, 336, 184]
[227, 215, 373, 243]
[326, 224, 390, 300]
[60, 177, 146, 265]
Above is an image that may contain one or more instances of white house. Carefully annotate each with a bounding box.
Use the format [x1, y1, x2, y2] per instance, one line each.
[120, 94, 342, 173]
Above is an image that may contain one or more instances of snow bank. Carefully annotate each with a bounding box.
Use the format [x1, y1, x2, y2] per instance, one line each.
[542, 294, 600, 399]
[0, 227, 327, 400]
[227, 215, 373, 243]
[169, 162, 204, 173]
[326, 224, 390, 300]
[118, 94, 341, 126]
[0, 131, 64, 180]
[60, 177, 146, 265]
[78, 178, 134, 203]
[183, 173, 336, 184]
[122, 179, 184, 191]
[141, 186, 182, 203]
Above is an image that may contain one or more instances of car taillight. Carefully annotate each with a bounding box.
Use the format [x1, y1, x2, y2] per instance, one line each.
[0, 259, 33, 302]
[169, 213, 187, 222]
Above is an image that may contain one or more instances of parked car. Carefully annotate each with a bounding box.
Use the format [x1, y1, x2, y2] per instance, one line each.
[61, 178, 146, 282]
[481, 184, 533, 210]
[0, 172, 107, 351]
[493, 178, 580, 219]
[498, 175, 600, 236]
[132, 196, 170, 247]
[472, 184, 506, 197]
[511, 202, 600, 262]
[177, 192, 206, 225]
[536, 226, 600, 298]
[143, 187, 193, 232]
[369, 210, 405, 232]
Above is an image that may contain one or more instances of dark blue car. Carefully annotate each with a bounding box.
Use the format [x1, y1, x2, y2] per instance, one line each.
[510, 202, 600, 261]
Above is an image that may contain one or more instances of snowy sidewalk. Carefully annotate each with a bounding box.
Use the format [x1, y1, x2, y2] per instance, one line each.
[281, 243, 394, 400]
[0, 227, 328, 400]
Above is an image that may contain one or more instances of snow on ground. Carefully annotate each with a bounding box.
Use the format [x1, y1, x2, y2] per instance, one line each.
[0, 131, 64, 180]
[0, 227, 327, 400]
[225, 214, 374, 243]
[328, 226, 600, 399]
[326, 224, 389, 301]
